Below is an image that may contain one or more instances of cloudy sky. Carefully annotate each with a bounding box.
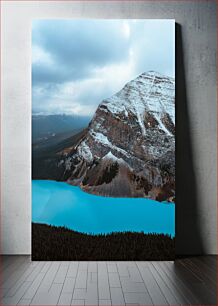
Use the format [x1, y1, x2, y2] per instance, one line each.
[32, 19, 175, 116]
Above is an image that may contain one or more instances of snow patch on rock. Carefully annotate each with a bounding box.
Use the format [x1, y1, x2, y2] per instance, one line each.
[103, 151, 127, 165]
[78, 141, 93, 162]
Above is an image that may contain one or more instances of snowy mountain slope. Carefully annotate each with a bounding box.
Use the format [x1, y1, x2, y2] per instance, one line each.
[57, 71, 175, 201]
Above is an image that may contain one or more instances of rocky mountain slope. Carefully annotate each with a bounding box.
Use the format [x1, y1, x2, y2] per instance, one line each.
[53, 71, 175, 201]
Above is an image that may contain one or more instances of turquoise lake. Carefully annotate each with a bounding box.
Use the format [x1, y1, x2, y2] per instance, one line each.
[32, 180, 175, 236]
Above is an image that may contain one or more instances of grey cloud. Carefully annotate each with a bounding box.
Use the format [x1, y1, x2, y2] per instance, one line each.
[32, 20, 175, 116]
[32, 20, 131, 86]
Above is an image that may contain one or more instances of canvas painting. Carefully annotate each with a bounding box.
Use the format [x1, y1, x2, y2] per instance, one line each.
[32, 19, 175, 260]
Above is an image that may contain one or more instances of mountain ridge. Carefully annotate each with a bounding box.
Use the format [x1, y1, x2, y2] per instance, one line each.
[56, 71, 175, 201]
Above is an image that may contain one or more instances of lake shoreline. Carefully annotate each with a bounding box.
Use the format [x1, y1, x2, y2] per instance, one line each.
[32, 178, 175, 203]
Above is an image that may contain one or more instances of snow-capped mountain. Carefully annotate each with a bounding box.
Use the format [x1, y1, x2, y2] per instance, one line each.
[58, 71, 175, 202]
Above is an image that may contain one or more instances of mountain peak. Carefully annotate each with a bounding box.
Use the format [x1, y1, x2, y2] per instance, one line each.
[141, 70, 167, 78]
[57, 71, 175, 201]
[140, 71, 175, 81]
[99, 71, 175, 138]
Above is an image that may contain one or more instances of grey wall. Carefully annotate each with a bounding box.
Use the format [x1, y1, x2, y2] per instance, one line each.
[1, 0, 217, 255]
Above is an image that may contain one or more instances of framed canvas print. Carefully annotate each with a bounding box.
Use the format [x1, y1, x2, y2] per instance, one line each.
[32, 19, 175, 260]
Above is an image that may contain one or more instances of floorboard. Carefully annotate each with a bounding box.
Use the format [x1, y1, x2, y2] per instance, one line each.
[0, 256, 217, 305]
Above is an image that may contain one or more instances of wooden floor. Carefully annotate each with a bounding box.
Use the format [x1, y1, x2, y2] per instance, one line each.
[0, 256, 217, 305]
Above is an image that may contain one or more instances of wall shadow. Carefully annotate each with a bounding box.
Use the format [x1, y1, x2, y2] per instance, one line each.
[175, 23, 205, 256]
